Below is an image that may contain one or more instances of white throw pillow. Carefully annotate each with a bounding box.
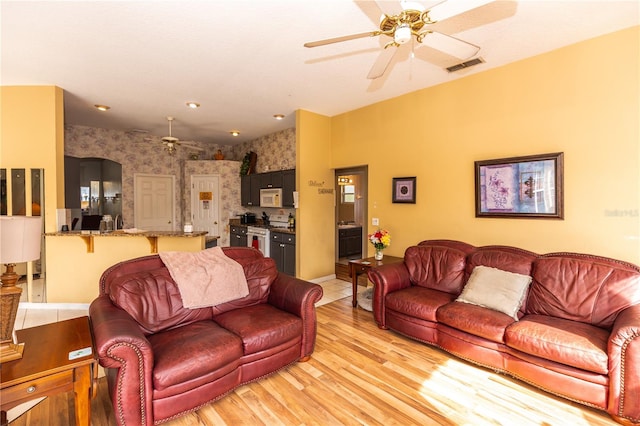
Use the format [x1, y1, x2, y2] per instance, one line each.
[456, 265, 532, 321]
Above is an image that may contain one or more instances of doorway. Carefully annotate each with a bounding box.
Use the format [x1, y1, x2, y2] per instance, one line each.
[334, 166, 368, 280]
[134, 174, 175, 231]
[64, 156, 122, 230]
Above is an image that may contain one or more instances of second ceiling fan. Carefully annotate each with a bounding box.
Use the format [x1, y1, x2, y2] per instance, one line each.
[142, 116, 205, 155]
[304, 0, 492, 79]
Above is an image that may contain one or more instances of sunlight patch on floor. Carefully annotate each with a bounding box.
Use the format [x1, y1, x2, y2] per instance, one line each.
[419, 358, 595, 426]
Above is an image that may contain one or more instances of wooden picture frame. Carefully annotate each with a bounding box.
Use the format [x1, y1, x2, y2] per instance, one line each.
[475, 152, 564, 219]
[392, 177, 416, 204]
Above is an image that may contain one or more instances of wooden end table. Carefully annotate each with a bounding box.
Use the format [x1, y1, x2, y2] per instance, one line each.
[349, 255, 404, 307]
[0, 316, 97, 426]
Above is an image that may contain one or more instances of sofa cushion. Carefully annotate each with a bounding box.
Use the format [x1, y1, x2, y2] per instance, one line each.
[386, 286, 456, 322]
[456, 266, 532, 320]
[109, 267, 212, 335]
[437, 301, 514, 343]
[467, 247, 537, 276]
[149, 321, 243, 391]
[404, 245, 467, 294]
[505, 314, 609, 374]
[211, 257, 278, 316]
[214, 304, 302, 355]
[527, 255, 640, 328]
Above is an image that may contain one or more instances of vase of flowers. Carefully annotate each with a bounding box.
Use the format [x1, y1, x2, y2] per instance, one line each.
[368, 229, 391, 260]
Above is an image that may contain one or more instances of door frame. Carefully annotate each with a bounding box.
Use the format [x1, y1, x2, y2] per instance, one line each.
[190, 174, 221, 240]
[334, 166, 368, 261]
[133, 173, 176, 231]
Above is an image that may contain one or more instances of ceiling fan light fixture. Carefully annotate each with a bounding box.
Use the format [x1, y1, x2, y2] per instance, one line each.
[94, 104, 110, 111]
[230, 130, 240, 137]
[394, 23, 411, 45]
[186, 102, 200, 109]
[273, 114, 285, 120]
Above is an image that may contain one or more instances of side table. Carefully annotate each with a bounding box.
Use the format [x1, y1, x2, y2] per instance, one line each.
[0, 316, 97, 426]
[349, 255, 404, 307]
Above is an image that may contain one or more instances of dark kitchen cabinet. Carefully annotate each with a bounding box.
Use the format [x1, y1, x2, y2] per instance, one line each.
[230, 224, 248, 247]
[241, 174, 261, 207]
[338, 226, 362, 258]
[270, 231, 295, 276]
[282, 169, 296, 207]
[260, 171, 282, 189]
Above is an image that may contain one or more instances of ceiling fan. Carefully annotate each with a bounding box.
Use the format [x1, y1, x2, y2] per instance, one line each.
[304, 0, 492, 79]
[146, 116, 205, 155]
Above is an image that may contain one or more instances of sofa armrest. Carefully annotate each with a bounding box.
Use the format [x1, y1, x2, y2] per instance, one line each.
[268, 273, 323, 359]
[608, 304, 640, 424]
[89, 296, 155, 426]
[367, 262, 411, 329]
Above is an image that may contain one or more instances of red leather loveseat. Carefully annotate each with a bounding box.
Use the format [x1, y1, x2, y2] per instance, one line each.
[368, 240, 640, 425]
[89, 247, 323, 425]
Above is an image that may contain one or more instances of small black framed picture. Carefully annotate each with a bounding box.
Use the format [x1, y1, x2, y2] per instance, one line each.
[392, 177, 416, 204]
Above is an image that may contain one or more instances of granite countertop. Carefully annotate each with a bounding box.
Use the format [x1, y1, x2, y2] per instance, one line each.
[229, 219, 295, 234]
[46, 230, 212, 238]
[269, 227, 296, 235]
[337, 224, 362, 229]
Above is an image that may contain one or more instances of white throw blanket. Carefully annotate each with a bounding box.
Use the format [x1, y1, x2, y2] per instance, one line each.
[159, 247, 249, 309]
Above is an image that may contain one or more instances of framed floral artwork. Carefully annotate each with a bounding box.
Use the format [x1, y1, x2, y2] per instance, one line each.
[475, 153, 564, 219]
[392, 177, 416, 204]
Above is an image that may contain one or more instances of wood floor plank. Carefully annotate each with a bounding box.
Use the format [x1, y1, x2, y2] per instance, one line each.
[8, 296, 620, 425]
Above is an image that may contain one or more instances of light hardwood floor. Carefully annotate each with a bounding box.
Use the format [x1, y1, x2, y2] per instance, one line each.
[11, 295, 618, 426]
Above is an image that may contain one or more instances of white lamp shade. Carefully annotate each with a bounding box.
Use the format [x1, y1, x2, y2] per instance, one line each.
[0, 216, 43, 264]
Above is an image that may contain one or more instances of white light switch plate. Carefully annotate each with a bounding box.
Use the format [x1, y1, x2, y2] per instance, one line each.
[372, 218, 379, 226]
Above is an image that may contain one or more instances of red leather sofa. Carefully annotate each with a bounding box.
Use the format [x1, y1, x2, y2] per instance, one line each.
[89, 247, 323, 425]
[368, 240, 640, 425]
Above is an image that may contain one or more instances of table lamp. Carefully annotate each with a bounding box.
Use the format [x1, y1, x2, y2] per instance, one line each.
[1, 216, 42, 363]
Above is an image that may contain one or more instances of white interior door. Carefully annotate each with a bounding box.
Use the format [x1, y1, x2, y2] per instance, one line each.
[134, 174, 175, 231]
[191, 175, 220, 238]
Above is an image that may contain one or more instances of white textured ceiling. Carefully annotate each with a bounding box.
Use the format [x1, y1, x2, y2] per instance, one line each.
[2, 1, 638, 145]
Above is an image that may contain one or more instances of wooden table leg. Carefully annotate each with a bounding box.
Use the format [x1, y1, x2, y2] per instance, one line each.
[351, 265, 358, 307]
[73, 364, 93, 426]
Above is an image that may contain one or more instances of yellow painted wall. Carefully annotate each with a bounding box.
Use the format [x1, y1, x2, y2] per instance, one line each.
[331, 27, 640, 264]
[296, 110, 334, 279]
[1, 86, 65, 232]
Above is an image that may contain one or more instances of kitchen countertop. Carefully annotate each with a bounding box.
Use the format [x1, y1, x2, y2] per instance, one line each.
[229, 219, 295, 234]
[46, 230, 211, 238]
[269, 227, 296, 235]
[337, 224, 362, 229]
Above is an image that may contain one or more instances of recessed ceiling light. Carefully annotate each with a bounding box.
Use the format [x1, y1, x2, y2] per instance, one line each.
[94, 104, 110, 111]
[273, 114, 285, 120]
[186, 102, 200, 109]
[229, 130, 240, 137]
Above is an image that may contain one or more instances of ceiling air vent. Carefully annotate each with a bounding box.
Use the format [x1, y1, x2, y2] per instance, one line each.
[446, 57, 484, 73]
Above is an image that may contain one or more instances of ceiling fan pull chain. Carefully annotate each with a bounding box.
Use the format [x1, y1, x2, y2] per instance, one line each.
[409, 39, 414, 81]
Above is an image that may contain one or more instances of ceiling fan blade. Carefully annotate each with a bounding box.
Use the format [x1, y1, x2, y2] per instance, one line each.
[367, 45, 397, 79]
[419, 31, 479, 59]
[375, 0, 403, 17]
[304, 31, 379, 48]
[427, 0, 494, 22]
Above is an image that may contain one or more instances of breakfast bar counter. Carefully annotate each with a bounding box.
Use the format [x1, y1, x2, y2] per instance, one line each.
[44, 230, 215, 303]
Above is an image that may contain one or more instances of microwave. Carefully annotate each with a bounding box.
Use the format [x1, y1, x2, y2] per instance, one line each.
[260, 188, 282, 208]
